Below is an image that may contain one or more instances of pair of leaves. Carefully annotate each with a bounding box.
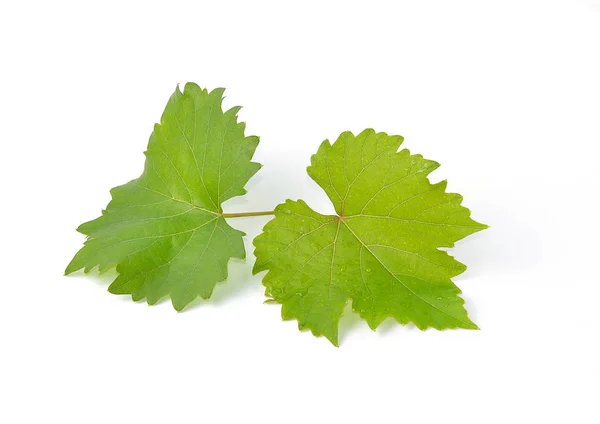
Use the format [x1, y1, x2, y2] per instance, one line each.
[66, 83, 486, 345]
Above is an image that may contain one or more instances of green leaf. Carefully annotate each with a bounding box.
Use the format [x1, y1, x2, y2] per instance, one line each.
[253, 129, 487, 345]
[66, 83, 261, 311]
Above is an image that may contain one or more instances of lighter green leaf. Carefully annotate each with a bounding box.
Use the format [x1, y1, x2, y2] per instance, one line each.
[253, 129, 487, 345]
[66, 83, 261, 311]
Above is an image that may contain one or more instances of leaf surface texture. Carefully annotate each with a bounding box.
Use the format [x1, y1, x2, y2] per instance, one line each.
[66, 84, 260, 310]
[254, 130, 486, 345]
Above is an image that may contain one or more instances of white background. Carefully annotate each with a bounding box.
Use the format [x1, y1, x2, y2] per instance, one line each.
[1, 1, 599, 423]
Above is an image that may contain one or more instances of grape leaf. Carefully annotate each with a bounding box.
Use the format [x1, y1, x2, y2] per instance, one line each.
[253, 129, 487, 345]
[66, 83, 261, 311]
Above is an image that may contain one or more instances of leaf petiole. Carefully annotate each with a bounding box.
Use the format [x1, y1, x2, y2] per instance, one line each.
[221, 211, 274, 218]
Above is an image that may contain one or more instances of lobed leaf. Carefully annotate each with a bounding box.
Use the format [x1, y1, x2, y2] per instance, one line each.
[253, 129, 487, 345]
[66, 83, 261, 310]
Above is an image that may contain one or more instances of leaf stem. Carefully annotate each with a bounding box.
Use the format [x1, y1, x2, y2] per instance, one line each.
[221, 211, 275, 218]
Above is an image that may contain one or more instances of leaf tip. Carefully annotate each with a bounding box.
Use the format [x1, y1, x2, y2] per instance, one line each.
[323, 331, 340, 347]
[209, 86, 226, 100]
[460, 315, 480, 330]
[226, 105, 242, 117]
[463, 320, 480, 330]
[106, 283, 119, 295]
[171, 300, 186, 312]
[65, 254, 84, 275]
[183, 81, 200, 93]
